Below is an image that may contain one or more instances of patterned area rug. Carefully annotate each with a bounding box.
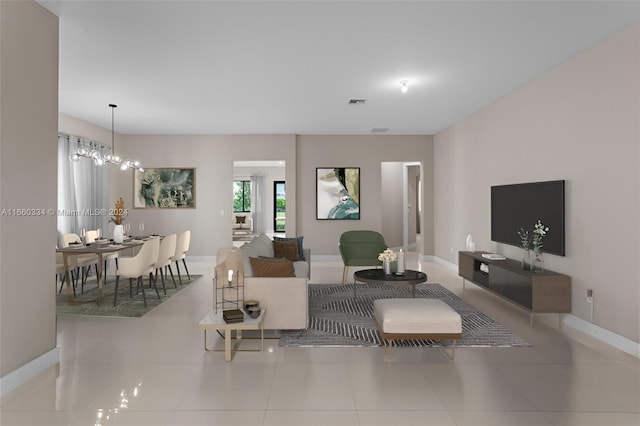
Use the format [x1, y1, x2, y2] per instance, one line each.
[279, 283, 531, 348]
[56, 274, 202, 318]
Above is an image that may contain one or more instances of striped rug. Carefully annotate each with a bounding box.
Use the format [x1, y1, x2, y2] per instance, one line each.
[279, 283, 531, 348]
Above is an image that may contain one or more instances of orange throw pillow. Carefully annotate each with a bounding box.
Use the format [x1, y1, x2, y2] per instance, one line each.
[249, 257, 295, 277]
[272, 239, 300, 262]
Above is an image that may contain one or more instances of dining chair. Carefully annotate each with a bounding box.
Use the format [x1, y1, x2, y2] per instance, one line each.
[113, 238, 161, 307]
[154, 233, 177, 295]
[171, 230, 191, 285]
[60, 233, 99, 292]
[56, 250, 78, 296]
[85, 229, 119, 282]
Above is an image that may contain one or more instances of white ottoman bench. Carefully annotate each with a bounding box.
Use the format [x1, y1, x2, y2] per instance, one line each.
[373, 298, 462, 359]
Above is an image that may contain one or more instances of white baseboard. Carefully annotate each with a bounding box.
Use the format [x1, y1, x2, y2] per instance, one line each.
[563, 314, 640, 358]
[432, 255, 457, 271]
[0, 347, 60, 397]
[431, 255, 639, 359]
[185, 255, 215, 263]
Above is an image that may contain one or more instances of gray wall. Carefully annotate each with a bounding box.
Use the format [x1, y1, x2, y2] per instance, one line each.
[1, 0, 58, 378]
[434, 23, 639, 343]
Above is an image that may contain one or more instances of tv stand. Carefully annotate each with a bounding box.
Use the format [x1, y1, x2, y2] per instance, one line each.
[458, 251, 571, 327]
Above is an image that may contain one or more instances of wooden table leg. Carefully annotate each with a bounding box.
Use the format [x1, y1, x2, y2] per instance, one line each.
[224, 330, 232, 361]
[63, 252, 73, 303]
[96, 253, 105, 304]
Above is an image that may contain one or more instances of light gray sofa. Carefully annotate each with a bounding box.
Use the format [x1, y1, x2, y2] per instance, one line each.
[236, 234, 309, 330]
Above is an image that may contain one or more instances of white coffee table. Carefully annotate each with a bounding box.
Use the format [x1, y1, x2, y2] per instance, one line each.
[198, 309, 266, 361]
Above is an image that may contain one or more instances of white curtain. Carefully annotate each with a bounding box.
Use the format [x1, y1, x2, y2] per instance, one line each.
[250, 174, 264, 234]
[57, 134, 110, 239]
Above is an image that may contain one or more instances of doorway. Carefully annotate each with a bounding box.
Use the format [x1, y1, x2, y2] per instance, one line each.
[380, 162, 423, 254]
[274, 180, 285, 235]
[232, 160, 286, 238]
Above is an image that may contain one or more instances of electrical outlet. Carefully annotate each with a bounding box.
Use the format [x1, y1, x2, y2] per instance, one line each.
[586, 289, 593, 303]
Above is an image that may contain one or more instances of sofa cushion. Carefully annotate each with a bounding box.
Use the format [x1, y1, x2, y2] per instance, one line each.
[273, 239, 300, 261]
[273, 236, 305, 260]
[253, 234, 275, 257]
[293, 260, 309, 279]
[249, 257, 295, 277]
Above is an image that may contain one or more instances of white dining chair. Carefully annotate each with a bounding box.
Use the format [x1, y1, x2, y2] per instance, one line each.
[154, 233, 177, 295]
[171, 230, 191, 285]
[114, 238, 161, 307]
[61, 233, 99, 293]
[85, 229, 119, 282]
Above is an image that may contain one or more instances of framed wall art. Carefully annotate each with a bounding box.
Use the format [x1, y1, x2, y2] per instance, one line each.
[134, 168, 196, 208]
[316, 167, 360, 220]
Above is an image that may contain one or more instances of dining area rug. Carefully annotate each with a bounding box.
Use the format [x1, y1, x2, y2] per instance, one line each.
[56, 274, 202, 318]
[279, 283, 531, 348]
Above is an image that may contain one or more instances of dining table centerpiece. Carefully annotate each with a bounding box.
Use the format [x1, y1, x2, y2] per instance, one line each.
[110, 197, 127, 243]
[378, 248, 397, 275]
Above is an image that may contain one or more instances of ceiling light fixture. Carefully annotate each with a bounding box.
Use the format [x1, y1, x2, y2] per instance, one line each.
[400, 80, 409, 94]
[103, 104, 122, 166]
[69, 104, 143, 172]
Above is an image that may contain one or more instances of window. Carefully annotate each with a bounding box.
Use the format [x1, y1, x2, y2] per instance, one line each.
[233, 180, 251, 212]
[274, 181, 285, 233]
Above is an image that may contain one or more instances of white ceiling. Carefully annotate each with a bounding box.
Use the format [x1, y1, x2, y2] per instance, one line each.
[38, 1, 639, 135]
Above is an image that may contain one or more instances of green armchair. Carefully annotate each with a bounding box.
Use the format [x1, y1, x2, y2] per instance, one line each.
[339, 230, 388, 284]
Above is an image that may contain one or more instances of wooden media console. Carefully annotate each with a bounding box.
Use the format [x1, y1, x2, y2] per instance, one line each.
[458, 251, 571, 327]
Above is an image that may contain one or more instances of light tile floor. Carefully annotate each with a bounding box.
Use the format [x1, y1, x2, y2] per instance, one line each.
[1, 256, 639, 426]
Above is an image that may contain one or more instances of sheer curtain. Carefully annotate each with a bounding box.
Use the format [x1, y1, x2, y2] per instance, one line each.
[250, 174, 264, 234]
[57, 134, 110, 239]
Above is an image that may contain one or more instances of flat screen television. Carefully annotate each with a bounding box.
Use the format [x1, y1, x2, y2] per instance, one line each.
[491, 180, 565, 256]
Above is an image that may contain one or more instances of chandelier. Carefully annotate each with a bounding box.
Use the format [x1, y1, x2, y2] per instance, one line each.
[69, 104, 143, 172]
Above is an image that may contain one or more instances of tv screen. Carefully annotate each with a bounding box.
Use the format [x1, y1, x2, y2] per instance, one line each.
[491, 180, 565, 256]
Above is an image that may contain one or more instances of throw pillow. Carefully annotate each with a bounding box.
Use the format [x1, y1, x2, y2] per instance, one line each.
[249, 257, 295, 277]
[235, 215, 247, 224]
[273, 236, 305, 260]
[273, 239, 300, 262]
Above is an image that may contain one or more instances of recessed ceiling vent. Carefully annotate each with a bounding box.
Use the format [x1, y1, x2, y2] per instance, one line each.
[348, 99, 366, 104]
[371, 128, 389, 133]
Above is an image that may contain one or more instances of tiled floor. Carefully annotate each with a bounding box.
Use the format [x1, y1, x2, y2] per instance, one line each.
[1, 256, 639, 426]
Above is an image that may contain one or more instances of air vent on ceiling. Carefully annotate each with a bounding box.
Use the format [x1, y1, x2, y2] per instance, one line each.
[371, 128, 389, 133]
[348, 99, 366, 104]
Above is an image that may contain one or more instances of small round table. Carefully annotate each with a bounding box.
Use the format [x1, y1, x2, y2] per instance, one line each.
[353, 269, 428, 298]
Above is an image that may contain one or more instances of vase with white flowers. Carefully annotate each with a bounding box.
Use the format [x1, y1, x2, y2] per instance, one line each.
[517, 227, 531, 270]
[378, 248, 397, 275]
[531, 220, 549, 272]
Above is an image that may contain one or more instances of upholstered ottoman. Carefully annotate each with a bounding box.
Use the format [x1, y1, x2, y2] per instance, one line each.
[373, 298, 462, 359]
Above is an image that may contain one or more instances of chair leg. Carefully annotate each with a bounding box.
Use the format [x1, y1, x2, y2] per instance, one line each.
[182, 258, 191, 280]
[150, 272, 161, 299]
[167, 265, 177, 287]
[58, 273, 65, 293]
[342, 266, 349, 285]
[175, 260, 183, 285]
[138, 276, 147, 307]
[156, 268, 167, 295]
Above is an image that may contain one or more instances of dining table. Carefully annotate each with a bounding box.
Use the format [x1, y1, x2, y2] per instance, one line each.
[57, 238, 146, 305]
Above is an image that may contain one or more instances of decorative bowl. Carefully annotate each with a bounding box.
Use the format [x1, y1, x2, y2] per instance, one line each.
[247, 306, 261, 319]
[244, 300, 259, 311]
